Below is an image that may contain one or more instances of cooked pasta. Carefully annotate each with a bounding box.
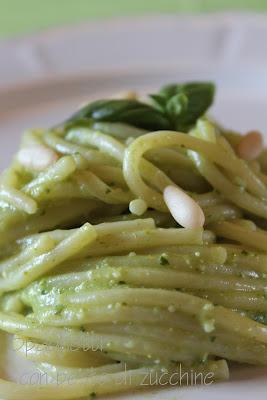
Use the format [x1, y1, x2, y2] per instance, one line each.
[0, 81, 267, 399]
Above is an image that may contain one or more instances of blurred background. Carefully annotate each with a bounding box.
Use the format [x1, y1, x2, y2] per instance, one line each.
[0, 0, 267, 38]
[1, 0, 267, 170]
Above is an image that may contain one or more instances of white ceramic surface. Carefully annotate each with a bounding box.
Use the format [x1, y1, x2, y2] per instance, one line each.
[0, 13, 267, 400]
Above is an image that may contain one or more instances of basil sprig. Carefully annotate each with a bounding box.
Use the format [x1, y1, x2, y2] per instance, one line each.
[60, 81, 215, 132]
[150, 82, 215, 131]
[65, 99, 170, 131]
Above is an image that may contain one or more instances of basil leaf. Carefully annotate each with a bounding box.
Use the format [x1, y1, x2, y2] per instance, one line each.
[64, 99, 170, 131]
[58, 81, 215, 134]
[150, 81, 215, 131]
[149, 94, 167, 112]
[173, 82, 215, 131]
[166, 93, 188, 120]
[159, 83, 181, 98]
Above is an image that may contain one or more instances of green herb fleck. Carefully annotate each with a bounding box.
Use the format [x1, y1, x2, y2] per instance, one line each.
[200, 353, 209, 364]
[54, 305, 64, 315]
[159, 254, 169, 265]
[249, 312, 267, 325]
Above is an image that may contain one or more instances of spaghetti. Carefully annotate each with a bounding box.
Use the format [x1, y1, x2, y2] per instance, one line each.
[0, 82, 267, 399]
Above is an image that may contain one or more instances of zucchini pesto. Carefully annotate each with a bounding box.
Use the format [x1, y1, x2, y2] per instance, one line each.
[0, 82, 267, 399]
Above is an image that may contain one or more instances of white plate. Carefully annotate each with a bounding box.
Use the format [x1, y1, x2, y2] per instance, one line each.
[1, 13, 267, 400]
